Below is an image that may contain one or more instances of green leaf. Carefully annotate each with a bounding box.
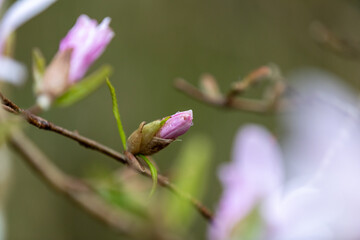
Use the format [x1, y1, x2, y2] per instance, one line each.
[55, 65, 112, 107]
[88, 165, 149, 219]
[97, 187, 149, 219]
[32, 48, 46, 93]
[139, 154, 157, 197]
[106, 79, 127, 150]
[163, 134, 213, 231]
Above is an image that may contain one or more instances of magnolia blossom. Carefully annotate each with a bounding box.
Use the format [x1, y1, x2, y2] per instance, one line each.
[209, 69, 360, 240]
[0, 0, 55, 84]
[60, 14, 114, 82]
[37, 14, 114, 109]
[157, 110, 193, 139]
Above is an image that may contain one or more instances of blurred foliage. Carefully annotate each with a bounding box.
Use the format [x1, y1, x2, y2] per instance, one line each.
[0, 120, 13, 146]
[55, 65, 112, 107]
[90, 167, 149, 220]
[5, 0, 360, 239]
[162, 134, 213, 234]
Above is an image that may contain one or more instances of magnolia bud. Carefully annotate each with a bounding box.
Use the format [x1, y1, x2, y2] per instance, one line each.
[36, 15, 114, 109]
[127, 110, 193, 155]
[157, 110, 193, 139]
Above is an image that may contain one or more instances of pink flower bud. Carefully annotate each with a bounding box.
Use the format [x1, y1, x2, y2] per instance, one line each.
[157, 110, 193, 139]
[59, 14, 114, 82]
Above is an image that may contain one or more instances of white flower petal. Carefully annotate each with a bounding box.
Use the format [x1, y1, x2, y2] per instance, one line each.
[0, 0, 56, 51]
[0, 56, 26, 85]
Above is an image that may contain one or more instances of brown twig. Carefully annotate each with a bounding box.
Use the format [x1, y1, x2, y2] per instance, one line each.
[174, 78, 284, 113]
[0, 92, 213, 221]
[9, 130, 134, 235]
[226, 66, 272, 100]
[174, 66, 287, 113]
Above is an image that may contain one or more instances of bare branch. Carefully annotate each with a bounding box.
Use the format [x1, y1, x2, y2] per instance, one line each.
[174, 77, 285, 114]
[9, 130, 134, 235]
[0, 92, 213, 222]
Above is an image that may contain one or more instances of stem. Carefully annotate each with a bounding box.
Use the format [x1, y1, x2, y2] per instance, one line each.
[174, 78, 286, 113]
[9, 130, 134, 235]
[0, 92, 213, 221]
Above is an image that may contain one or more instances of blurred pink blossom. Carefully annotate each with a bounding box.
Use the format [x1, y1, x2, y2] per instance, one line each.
[0, 0, 55, 84]
[209, 69, 360, 240]
[209, 125, 283, 240]
[59, 14, 114, 82]
[157, 110, 193, 139]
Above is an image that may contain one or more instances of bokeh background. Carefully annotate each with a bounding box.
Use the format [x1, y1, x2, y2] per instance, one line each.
[5, 0, 360, 239]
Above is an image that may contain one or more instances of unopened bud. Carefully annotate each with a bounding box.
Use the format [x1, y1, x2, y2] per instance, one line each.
[127, 110, 193, 155]
[157, 110, 193, 139]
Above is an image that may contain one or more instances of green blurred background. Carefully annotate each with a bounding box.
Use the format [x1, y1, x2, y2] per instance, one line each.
[5, 0, 360, 239]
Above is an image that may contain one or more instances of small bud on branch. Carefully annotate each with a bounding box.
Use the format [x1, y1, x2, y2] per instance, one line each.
[157, 110, 193, 139]
[127, 110, 193, 155]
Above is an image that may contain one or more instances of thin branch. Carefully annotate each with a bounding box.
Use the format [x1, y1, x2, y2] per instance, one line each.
[9, 130, 134, 235]
[174, 78, 283, 113]
[0, 92, 213, 222]
[226, 66, 272, 100]
[174, 65, 287, 113]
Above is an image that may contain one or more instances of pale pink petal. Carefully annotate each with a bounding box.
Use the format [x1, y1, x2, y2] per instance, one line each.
[59, 15, 114, 82]
[209, 125, 283, 240]
[263, 187, 333, 240]
[0, 56, 26, 84]
[283, 69, 359, 181]
[157, 110, 193, 139]
[210, 69, 360, 240]
[276, 69, 360, 239]
[0, 0, 56, 53]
